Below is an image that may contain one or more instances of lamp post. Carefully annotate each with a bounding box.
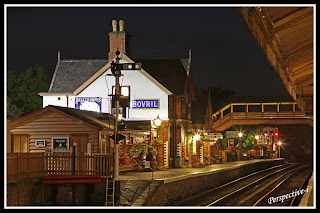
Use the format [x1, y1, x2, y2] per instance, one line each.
[151, 114, 162, 139]
[151, 115, 162, 175]
[154, 114, 162, 128]
[255, 135, 259, 159]
[238, 132, 243, 160]
[278, 141, 282, 158]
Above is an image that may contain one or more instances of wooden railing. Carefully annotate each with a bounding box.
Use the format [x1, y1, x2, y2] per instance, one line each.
[7, 152, 114, 182]
[212, 102, 308, 130]
[44, 152, 113, 178]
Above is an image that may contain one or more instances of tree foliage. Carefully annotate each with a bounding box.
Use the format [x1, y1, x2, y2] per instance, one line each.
[7, 65, 49, 119]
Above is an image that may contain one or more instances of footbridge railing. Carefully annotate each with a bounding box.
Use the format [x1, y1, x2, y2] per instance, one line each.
[212, 102, 312, 131]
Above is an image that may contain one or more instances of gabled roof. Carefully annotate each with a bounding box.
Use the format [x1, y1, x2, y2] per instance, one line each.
[134, 58, 188, 95]
[49, 59, 108, 93]
[10, 105, 114, 130]
[45, 54, 190, 96]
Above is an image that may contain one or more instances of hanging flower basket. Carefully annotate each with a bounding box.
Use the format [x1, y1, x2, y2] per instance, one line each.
[150, 139, 162, 149]
[128, 144, 146, 159]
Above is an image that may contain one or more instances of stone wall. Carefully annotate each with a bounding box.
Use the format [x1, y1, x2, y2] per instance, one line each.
[144, 159, 285, 206]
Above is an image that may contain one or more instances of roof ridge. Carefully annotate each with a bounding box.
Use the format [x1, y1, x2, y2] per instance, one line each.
[60, 59, 108, 62]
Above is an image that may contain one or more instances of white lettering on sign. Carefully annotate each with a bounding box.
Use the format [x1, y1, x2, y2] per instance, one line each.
[132, 100, 159, 109]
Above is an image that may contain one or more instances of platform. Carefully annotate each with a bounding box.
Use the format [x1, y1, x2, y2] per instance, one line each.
[119, 158, 283, 182]
[119, 158, 285, 206]
[299, 171, 314, 207]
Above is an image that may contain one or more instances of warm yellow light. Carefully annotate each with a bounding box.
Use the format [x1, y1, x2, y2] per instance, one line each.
[255, 135, 259, 140]
[121, 86, 130, 97]
[154, 114, 162, 127]
[278, 141, 282, 145]
[194, 134, 201, 141]
[238, 132, 243, 138]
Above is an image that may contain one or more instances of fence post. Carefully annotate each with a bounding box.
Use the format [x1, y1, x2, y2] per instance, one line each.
[72, 146, 76, 175]
[17, 153, 19, 181]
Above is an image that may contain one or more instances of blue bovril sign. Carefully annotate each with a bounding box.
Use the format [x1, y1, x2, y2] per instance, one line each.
[132, 99, 159, 109]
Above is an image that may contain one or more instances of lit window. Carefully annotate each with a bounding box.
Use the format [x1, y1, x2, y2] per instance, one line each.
[112, 86, 130, 97]
[121, 86, 129, 97]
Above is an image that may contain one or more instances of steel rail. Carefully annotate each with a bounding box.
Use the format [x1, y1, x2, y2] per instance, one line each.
[172, 164, 291, 206]
[289, 170, 313, 206]
[253, 165, 309, 206]
[206, 164, 303, 206]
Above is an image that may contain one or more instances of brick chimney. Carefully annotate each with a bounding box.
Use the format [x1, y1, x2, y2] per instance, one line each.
[108, 19, 130, 61]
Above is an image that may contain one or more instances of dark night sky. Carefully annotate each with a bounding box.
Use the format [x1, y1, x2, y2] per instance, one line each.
[6, 6, 290, 96]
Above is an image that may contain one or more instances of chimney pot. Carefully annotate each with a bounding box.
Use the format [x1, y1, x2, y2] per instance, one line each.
[112, 20, 118, 31]
[119, 20, 125, 31]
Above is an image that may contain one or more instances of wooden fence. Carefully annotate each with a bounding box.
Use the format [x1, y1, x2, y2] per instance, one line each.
[7, 153, 44, 182]
[7, 152, 114, 183]
[44, 152, 113, 178]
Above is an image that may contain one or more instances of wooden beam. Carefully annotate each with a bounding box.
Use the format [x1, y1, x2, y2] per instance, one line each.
[272, 8, 306, 24]
[286, 43, 313, 62]
[296, 86, 313, 95]
[269, 10, 313, 37]
[296, 76, 313, 87]
[236, 7, 313, 116]
[291, 64, 313, 82]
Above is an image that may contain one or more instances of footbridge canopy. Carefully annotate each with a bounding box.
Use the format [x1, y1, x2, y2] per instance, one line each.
[237, 7, 314, 117]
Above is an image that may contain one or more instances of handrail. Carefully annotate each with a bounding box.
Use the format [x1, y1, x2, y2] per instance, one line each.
[213, 102, 299, 117]
[211, 102, 310, 131]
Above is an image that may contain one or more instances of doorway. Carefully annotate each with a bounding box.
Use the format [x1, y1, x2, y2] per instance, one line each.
[12, 134, 28, 153]
[70, 134, 89, 156]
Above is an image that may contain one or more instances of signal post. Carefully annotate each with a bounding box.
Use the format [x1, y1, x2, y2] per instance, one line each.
[110, 51, 141, 206]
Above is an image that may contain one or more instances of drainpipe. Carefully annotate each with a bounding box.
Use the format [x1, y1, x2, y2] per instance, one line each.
[66, 95, 69, 107]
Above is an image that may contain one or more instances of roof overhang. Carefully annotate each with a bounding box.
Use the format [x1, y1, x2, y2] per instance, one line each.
[38, 92, 73, 96]
[9, 105, 113, 130]
[72, 54, 173, 96]
[237, 6, 314, 117]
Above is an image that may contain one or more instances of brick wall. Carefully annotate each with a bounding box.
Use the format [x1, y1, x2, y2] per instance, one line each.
[7, 178, 43, 206]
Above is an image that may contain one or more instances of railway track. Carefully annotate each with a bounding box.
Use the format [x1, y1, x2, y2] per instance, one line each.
[172, 163, 312, 207]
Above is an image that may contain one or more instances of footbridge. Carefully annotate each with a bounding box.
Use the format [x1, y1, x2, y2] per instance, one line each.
[212, 102, 313, 132]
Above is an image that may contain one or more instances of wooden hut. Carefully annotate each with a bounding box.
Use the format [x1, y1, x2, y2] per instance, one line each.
[9, 105, 114, 155]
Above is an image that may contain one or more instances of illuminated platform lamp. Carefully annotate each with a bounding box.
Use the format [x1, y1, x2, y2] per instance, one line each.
[194, 134, 201, 141]
[151, 114, 162, 128]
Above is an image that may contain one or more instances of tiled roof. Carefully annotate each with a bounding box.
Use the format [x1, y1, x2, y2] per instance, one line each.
[48, 58, 188, 95]
[49, 59, 108, 93]
[49, 105, 114, 129]
[134, 58, 188, 95]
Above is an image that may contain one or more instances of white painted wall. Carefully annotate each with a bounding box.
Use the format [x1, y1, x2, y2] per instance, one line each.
[42, 59, 170, 121]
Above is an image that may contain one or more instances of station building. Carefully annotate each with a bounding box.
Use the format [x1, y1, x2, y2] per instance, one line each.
[33, 20, 199, 168]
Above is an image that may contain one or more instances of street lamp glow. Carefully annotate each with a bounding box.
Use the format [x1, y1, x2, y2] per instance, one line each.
[255, 135, 259, 140]
[238, 132, 243, 138]
[194, 134, 201, 141]
[278, 141, 282, 145]
[154, 114, 162, 127]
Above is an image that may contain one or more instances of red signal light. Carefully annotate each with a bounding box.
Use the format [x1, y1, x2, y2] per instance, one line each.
[274, 132, 278, 136]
